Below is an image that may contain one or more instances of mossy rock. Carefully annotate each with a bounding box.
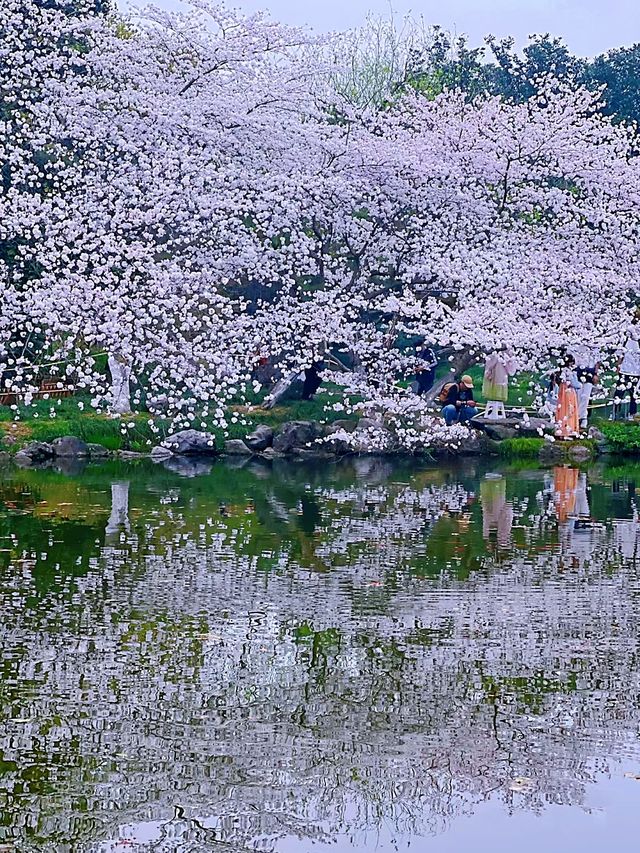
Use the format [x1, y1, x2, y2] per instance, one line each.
[539, 440, 596, 466]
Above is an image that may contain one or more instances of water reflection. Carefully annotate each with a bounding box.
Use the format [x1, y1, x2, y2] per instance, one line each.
[105, 481, 131, 546]
[481, 474, 513, 549]
[1, 458, 640, 851]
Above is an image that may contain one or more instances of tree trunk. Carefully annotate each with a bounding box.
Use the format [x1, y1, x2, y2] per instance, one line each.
[107, 353, 132, 414]
[262, 369, 305, 409]
[105, 481, 130, 546]
[424, 348, 476, 406]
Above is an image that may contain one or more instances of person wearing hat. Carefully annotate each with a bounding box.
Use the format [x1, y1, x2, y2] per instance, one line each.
[442, 375, 477, 426]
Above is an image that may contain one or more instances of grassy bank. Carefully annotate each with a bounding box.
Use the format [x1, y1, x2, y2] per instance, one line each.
[495, 437, 546, 458]
[2, 385, 639, 461]
[494, 421, 640, 461]
[0, 391, 359, 454]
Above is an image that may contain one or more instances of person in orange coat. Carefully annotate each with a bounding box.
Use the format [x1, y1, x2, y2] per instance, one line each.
[555, 355, 581, 439]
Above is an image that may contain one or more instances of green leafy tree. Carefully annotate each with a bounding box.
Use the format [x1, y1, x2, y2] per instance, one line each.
[586, 43, 640, 123]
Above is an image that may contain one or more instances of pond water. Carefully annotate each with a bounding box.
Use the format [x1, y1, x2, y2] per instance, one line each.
[2, 455, 640, 852]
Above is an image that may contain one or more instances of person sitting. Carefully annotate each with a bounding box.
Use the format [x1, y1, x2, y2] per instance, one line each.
[442, 375, 477, 426]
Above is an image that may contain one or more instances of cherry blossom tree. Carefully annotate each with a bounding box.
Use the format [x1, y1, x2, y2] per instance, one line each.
[260, 78, 640, 431]
[364, 82, 640, 365]
[3, 0, 339, 424]
[3, 0, 640, 442]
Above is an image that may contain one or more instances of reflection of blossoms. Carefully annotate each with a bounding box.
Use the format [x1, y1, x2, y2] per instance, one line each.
[3, 464, 640, 851]
[4, 3, 640, 428]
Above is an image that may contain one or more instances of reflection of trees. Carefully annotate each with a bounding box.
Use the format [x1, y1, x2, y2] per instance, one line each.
[1, 462, 640, 850]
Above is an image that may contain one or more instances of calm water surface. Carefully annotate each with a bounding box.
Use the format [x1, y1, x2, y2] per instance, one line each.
[2, 455, 640, 851]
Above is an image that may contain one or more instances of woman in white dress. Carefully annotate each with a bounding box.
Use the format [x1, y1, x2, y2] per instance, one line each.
[615, 334, 640, 420]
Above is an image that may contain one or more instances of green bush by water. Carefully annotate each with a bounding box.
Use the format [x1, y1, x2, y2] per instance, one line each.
[597, 421, 640, 454]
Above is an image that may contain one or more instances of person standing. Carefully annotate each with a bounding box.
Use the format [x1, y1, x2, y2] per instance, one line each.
[572, 346, 600, 429]
[415, 342, 438, 395]
[541, 368, 560, 422]
[614, 334, 640, 420]
[441, 375, 477, 426]
[302, 361, 323, 400]
[555, 355, 581, 439]
[482, 350, 517, 403]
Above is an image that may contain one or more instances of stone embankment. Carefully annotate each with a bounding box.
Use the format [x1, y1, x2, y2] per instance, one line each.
[3, 412, 608, 471]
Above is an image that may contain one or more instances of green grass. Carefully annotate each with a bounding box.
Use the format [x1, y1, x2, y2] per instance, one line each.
[0, 387, 359, 454]
[495, 438, 545, 458]
[595, 420, 640, 454]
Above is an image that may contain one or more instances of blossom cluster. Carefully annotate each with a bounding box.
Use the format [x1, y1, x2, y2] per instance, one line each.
[2, 1, 639, 436]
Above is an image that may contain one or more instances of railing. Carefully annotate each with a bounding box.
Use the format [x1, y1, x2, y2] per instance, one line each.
[0, 378, 73, 406]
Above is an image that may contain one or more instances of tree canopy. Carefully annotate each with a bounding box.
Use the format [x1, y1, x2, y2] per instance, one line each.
[2, 1, 640, 440]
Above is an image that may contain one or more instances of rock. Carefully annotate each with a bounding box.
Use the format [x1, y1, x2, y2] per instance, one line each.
[16, 441, 54, 463]
[148, 394, 170, 414]
[587, 426, 608, 452]
[568, 443, 594, 463]
[87, 443, 111, 458]
[118, 450, 147, 460]
[350, 424, 398, 454]
[244, 424, 274, 451]
[224, 439, 253, 455]
[472, 413, 553, 441]
[292, 447, 333, 461]
[323, 433, 354, 456]
[1, 434, 17, 446]
[52, 435, 89, 457]
[272, 421, 323, 453]
[151, 445, 173, 461]
[455, 432, 496, 457]
[262, 370, 305, 409]
[261, 447, 285, 460]
[326, 419, 358, 435]
[323, 422, 359, 455]
[0, 451, 10, 465]
[539, 441, 566, 464]
[588, 426, 606, 443]
[162, 429, 217, 456]
[357, 416, 385, 431]
[480, 423, 521, 441]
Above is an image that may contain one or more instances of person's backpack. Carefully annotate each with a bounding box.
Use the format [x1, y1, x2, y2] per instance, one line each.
[437, 382, 456, 405]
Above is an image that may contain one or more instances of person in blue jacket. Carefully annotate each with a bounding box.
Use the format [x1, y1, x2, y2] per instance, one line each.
[415, 343, 438, 395]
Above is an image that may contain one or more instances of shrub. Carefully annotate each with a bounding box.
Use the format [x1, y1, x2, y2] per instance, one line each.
[597, 421, 640, 454]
